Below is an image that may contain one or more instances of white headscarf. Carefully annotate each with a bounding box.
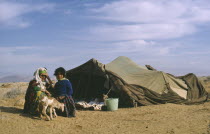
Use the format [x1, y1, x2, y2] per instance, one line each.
[33, 67, 48, 91]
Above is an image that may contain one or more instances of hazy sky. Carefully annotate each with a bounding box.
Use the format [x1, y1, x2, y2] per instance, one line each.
[1, 0, 210, 77]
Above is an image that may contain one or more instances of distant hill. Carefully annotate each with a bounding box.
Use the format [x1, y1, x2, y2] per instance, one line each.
[0, 75, 32, 83]
[0, 74, 56, 83]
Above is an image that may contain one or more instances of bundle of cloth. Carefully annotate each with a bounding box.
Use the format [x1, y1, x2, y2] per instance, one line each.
[75, 99, 105, 110]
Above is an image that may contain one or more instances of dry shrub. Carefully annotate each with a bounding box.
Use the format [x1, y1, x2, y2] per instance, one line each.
[1, 83, 12, 88]
[3, 86, 25, 99]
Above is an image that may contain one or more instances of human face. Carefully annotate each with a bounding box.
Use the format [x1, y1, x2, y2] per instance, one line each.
[56, 72, 64, 80]
[39, 74, 47, 82]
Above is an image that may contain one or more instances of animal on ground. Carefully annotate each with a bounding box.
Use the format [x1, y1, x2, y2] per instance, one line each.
[39, 96, 64, 121]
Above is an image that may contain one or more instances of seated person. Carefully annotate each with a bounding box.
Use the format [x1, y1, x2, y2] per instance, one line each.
[54, 67, 76, 117]
[23, 67, 53, 114]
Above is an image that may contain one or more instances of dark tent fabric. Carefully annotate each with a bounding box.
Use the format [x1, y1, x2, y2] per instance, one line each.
[66, 59, 107, 100]
[66, 56, 208, 107]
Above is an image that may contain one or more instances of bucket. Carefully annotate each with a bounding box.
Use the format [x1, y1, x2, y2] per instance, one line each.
[105, 98, 119, 111]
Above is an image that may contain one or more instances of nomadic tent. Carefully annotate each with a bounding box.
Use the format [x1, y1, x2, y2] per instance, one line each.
[66, 56, 208, 107]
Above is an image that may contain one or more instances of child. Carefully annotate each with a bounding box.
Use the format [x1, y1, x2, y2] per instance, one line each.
[54, 67, 76, 117]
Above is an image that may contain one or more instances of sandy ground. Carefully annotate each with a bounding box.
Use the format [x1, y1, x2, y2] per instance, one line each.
[0, 82, 210, 134]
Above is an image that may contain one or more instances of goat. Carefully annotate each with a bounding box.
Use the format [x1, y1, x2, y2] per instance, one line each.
[39, 96, 64, 121]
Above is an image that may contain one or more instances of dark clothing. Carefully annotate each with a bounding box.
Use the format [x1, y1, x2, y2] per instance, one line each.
[54, 78, 76, 117]
[23, 80, 46, 114]
[60, 95, 76, 117]
[24, 80, 36, 114]
[54, 79, 73, 97]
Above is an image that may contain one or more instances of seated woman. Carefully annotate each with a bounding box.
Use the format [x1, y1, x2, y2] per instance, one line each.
[23, 67, 53, 114]
[53, 67, 76, 117]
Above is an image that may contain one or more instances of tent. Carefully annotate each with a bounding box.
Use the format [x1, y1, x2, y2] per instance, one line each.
[66, 56, 208, 107]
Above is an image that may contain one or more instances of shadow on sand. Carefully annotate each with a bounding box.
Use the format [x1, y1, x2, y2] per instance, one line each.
[0, 106, 40, 120]
[0, 106, 23, 114]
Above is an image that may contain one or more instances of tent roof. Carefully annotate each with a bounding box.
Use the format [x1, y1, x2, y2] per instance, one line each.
[106, 56, 188, 97]
[67, 58, 106, 76]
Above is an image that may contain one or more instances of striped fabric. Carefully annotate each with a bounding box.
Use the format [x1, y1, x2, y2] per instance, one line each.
[61, 95, 76, 117]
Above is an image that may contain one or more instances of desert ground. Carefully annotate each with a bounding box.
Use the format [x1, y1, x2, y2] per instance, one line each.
[0, 78, 210, 134]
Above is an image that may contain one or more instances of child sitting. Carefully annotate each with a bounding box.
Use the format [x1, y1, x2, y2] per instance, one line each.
[53, 67, 76, 117]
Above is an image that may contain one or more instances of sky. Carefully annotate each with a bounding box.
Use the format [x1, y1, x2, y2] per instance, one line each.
[0, 0, 210, 78]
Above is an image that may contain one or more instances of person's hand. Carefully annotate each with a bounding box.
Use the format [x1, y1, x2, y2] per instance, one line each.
[47, 93, 51, 97]
[45, 90, 51, 96]
[46, 91, 51, 96]
[46, 74, 51, 80]
[59, 96, 65, 100]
